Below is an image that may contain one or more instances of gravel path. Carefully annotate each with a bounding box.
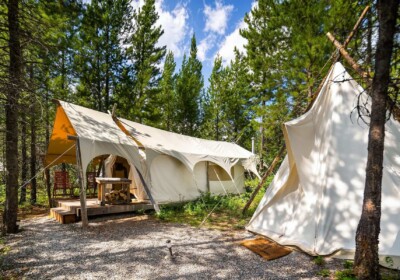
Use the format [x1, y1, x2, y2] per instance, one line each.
[2, 214, 343, 279]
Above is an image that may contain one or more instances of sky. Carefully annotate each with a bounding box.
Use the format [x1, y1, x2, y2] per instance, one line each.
[131, 0, 255, 87]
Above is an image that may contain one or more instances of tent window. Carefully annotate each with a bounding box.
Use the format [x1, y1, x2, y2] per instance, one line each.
[208, 163, 233, 181]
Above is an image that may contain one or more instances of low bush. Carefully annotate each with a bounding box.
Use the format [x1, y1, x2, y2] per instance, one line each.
[155, 177, 272, 230]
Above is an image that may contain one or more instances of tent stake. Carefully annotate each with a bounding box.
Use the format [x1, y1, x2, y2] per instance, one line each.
[67, 135, 89, 228]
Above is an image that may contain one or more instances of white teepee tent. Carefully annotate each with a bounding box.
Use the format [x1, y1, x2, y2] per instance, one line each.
[247, 62, 400, 268]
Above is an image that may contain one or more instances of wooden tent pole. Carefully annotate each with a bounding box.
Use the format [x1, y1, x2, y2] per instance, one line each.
[242, 146, 285, 214]
[327, 32, 370, 79]
[242, 7, 371, 214]
[326, 32, 400, 122]
[343, 6, 370, 47]
[68, 135, 89, 228]
[135, 166, 160, 213]
[307, 6, 370, 111]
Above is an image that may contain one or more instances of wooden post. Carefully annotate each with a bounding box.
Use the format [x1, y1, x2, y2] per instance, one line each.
[45, 168, 52, 208]
[111, 104, 117, 118]
[67, 135, 89, 228]
[135, 167, 160, 213]
[206, 161, 210, 192]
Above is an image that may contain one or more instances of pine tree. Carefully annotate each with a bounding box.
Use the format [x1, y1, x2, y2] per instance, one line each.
[225, 48, 255, 147]
[158, 51, 176, 131]
[125, 0, 166, 124]
[202, 49, 255, 149]
[76, 0, 131, 112]
[3, 0, 22, 234]
[202, 55, 226, 140]
[175, 34, 203, 136]
[240, 0, 364, 164]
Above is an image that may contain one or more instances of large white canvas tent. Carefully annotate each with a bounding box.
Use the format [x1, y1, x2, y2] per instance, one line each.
[46, 101, 258, 205]
[247, 62, 400, 267]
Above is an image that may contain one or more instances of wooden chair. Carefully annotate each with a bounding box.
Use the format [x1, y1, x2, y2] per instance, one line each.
[86, 172, 97, 197]
[53, 171, 71, 198]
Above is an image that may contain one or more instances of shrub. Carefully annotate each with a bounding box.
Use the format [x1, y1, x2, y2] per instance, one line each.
[335, 269, 356, 280]
[343, 260, 353, 269]
[314, 255, 326, 266]
[317, 269, 330, 277]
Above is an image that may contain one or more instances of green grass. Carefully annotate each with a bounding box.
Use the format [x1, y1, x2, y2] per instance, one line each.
[317, 269, 331, 278]
[343, 260, 353, 269]
[334, 269, 356, 280]
[0, 183, 50, 223]
[155, 177, 271, 230]
[313, 255, 326, 266]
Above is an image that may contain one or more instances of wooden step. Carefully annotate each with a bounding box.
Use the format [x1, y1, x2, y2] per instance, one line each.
[50, 198, 154, 224]
[50, 207, 77, 224]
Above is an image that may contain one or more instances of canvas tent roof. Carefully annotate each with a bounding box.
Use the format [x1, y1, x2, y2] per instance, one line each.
[46, 101, 145, 176]
[246, 62, 400, 266]
[117, 118, 258, 176]
[46, 100, 259, 203]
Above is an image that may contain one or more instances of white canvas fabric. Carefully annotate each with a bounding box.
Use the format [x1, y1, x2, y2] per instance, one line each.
[247, 62, 400, 268]
[58, 101, 146, 186]
[118, 118, 259, 177]
[48, 101, 258, 204]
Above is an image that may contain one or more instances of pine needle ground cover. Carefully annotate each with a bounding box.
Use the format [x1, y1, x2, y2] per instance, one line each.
[155, 178, 270, 231]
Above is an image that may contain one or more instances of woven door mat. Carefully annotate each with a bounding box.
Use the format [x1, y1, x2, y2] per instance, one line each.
[240, 237, 292, 260]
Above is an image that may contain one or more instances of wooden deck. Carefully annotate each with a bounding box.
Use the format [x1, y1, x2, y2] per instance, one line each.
[50, 198, 154, 224]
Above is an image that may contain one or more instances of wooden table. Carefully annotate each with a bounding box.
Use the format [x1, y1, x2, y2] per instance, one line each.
[95, 177, 132, 206]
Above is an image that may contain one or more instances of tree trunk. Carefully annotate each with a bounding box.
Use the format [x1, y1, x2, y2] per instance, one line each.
[45, 91, 52, 208]
[19, 109, 27, 204]
[30, 81, 37, 205]
[353, 1, 399, 279]
[105, 26, 110, 110]
[4, 0, 22, 234]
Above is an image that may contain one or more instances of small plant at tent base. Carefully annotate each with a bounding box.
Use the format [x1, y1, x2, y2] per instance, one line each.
[343, 260, 353, 269]
[154, 183, 267, 230]
[313, 255, 326, 266]
[334, 269, 356, 280]
[317, 269, 331, 278]
[333, 260, 400, 280]
[385, 256, 394, 268]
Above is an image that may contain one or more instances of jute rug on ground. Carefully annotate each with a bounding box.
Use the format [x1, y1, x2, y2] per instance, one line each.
[240, 237, 292, 261]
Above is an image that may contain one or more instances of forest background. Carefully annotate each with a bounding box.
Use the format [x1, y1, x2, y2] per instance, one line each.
[0, 0, 398, 208]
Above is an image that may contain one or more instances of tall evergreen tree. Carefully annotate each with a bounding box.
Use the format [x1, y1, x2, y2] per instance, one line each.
[240, 0, 364, 164]
[225, 48, 255, 146]
[202, 55, 226, 140]
[125, 0, 166, 124]
[76, 0, 131, 112]
[175, 34, 203, 136]
[3, 0, 22, 234]
[202, 49, 255, 148]
[158, 51, 176, 131]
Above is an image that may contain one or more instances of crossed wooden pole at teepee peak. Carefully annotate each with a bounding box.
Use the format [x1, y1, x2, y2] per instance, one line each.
[242, 5, 374, 214]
